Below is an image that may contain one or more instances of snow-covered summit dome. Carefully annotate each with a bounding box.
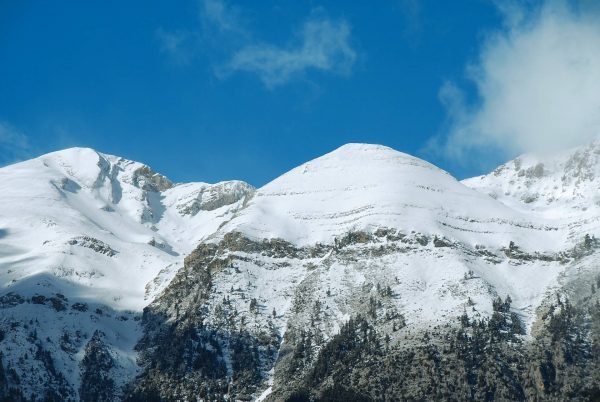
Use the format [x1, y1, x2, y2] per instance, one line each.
[215, 143, 554, 248]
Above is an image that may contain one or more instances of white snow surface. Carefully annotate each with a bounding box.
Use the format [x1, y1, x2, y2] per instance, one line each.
[463, 139, 600, 240]
[2, 143, 600, 400]
[464, 140, 600, 212]
[0, 147, 253, 399]
[215, 143, 566, 251]
[0, 147, 252, 311]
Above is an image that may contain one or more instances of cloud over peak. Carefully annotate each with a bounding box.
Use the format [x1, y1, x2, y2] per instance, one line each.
[435, 1, 600, 162]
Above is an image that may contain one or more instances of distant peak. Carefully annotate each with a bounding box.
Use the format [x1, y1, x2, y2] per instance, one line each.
[322, 143, 421, 163]
[333, 143, 396, 153]
[316, 143, 437, 172]
[36, 147, 174, 191]
[44, 146, 101, 159]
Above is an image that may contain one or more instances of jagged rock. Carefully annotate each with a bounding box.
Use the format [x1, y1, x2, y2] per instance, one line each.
[177, 181, 255, 215]
[132, 166, 173, 192]
[67, 236, 117, 257]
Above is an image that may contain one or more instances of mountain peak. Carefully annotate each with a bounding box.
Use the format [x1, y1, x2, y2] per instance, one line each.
[214, 144, 547, 249]
[463, 138, 600, 216]
[2, 143, 599, 401]
[44, 146, 101, 157]
[320, 142, 427, 165]
[331, 142, 396, 154]
[270, 143, 441, 190]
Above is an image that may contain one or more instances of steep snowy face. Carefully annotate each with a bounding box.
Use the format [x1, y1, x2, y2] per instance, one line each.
[464, 139, 600, 217]
[3, 143, 600, 401]
[0, 147, 253, 309]
[188, 145, 579, 335]
[215, 143, 562, 250]
[131, 144, 600, 401]
[0, 148, 254, 400]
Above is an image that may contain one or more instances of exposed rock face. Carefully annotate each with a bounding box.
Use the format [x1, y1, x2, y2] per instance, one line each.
[124, 229, 600, 401]
[132, 166, 173, 192]
[67, 236, 118, 257]
[176, 181, 255, 215]
[126, 235, 282, 401]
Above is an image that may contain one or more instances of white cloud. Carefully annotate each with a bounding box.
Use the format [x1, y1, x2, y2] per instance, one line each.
[435, 1, 600, 161]
[195, 0, 357, 88]
[201, 0, 245, 35]
[0, 121, 31, 165]
[156, 28, 192, 65]
[222, 16, 356, 88]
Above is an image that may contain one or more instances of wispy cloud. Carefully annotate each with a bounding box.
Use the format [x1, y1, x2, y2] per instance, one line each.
[398, 0, 423, 41]
[200, 0, 246, 35]
[187, 0, 358, 88]
[0, 121, 31, 166]
[156, 28, 193, 65]
[221, 16, 356, 88]
[431, 1, 600, 162]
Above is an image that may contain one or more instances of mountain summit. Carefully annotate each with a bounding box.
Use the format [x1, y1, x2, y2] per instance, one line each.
[464, 139, 600, 216]
[215, 143, 557, 250]
[1, 144, 599, 401]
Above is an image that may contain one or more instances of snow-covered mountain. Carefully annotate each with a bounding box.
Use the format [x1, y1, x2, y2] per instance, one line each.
[1, 143, 599, 401]
[216, 143, 560, 248]
[1, 147, 253, 306]
[463, 140, 600, 219]
[0, 148, 254, 400]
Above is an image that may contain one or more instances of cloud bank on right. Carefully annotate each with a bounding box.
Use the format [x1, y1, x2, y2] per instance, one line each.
[433, 0, 600, 162]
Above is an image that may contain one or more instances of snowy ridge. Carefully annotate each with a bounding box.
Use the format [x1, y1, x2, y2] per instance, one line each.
[463, 139, 600, 216]
[195, 143, 595, 338]
[215, 143, 566, 251]
[0, 147, 253, 399]
[463, 139, 600, 242]
[1, 143, 600, 400]
[0, 147, 253, 309]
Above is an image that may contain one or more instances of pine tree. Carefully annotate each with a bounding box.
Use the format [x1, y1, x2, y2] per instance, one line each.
[249, 298, 258, 314]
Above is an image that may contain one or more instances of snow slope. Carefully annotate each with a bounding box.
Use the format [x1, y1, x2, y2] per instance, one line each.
[194, 144, 594, 351]
[136, 143, 600, 401]
[2, 143, 600, 400]
[0, 147, 253, 399]
[215, 143, 569, 250]
[463, 139, 600, 240]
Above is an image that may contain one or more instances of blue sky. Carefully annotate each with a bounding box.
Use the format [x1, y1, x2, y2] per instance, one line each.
[1, 1, 599, 186]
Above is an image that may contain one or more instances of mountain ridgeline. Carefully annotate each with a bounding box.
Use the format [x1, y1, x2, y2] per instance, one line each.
[1, 143, 600, 401]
